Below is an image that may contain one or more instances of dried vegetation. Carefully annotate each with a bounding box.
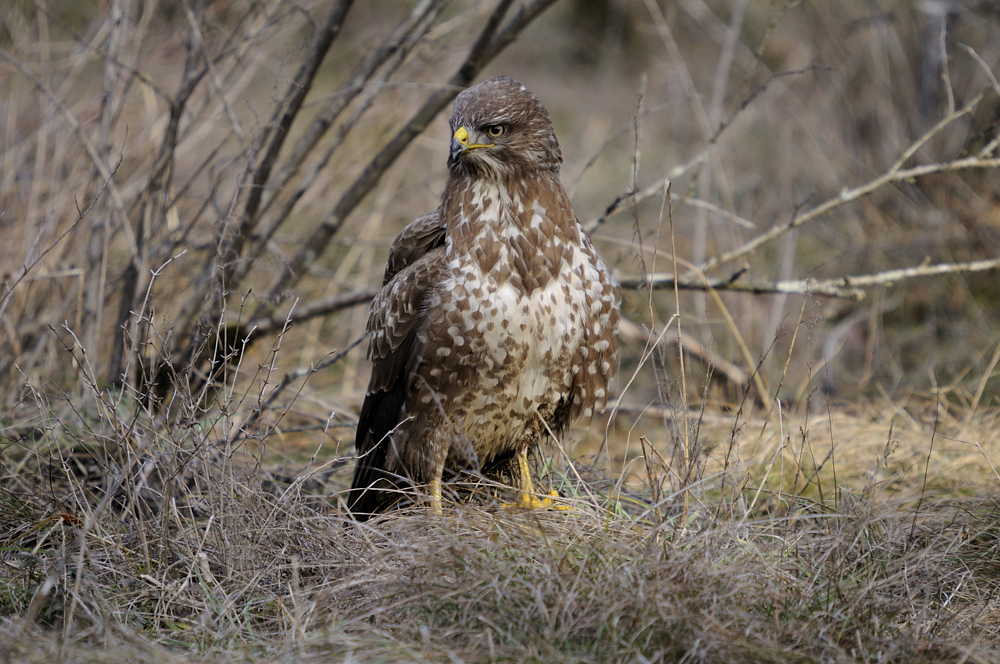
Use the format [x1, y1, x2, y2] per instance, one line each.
[3, 1, 1000, 662]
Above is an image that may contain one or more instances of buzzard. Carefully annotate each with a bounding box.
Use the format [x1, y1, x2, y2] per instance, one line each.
[348, 76, 619, 519]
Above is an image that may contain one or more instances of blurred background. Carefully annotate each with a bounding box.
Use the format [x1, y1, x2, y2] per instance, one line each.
[2, 0, 1000, 458]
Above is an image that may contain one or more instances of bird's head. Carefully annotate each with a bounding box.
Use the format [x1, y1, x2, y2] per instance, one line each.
[447, 76, 562, 180]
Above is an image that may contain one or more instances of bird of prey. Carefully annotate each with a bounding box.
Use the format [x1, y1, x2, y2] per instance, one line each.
[348, 76, 619, 520]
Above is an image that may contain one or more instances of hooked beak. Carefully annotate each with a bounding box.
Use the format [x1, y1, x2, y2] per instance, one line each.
[450, 126, 494, 162]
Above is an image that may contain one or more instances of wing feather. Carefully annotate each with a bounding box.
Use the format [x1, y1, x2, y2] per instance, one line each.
[382, 210, 446, 285]
[348, 213, 447, 519]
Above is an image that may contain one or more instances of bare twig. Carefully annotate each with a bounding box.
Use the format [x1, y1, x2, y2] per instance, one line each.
[232, 333, 367, 448]
[234, 0, 448, 286]
[702, 95, 994, 273]
[678, 196, 756, 229]
[619, 319, 749, 389]
[109, 12, 207, 385]
[255, 0, 559, 321]
[84, 0, 129, 356]
[246, 287, 379, 337]
[960, 45, 1000, 159]
[0, 171, 118, 319]
[255, 0, 447, 225]
[585, 65, 829, 234]
[174, 0, 355, 351]
[817, 257, 1000, 289]
[0, 48, 135, 256]
[240, 0, 356, 231]
[619, 256, 1000, 301]
[617, 271, 866, 300]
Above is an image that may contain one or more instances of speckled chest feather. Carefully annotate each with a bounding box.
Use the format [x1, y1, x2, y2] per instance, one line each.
[409, 174, 619, 464]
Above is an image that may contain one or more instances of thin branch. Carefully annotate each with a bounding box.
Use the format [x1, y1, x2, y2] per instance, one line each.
[109, 16, 208, 385]
[256, 0, 447, 224]
[233, 0, 447, 287]
[702, 94, 992, 273]
[585, 65, 829, 233]
[165, 4, 359, 372]
[175, 0, 354, 345]
[619, 271, 866, 300]
[619, 319, 750, 389]
[232, 334, 367, 447]
[34, 3, 175, 104]
[961, 44, 1000, 158]
[678, 195, 756, 229]
[184, 6, 248, 153]
[240, 0, 355, 228]
[246, 287, 379, 337]
[820, 257, 1000, 289]
[255, 0, 558, 320]
[0, 47, 136, 257]
[619, 256, 1000, 300]
[0, 171, 118, 317]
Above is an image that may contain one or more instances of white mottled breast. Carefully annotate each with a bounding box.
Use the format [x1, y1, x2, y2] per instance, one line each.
[419, 179, 615, 460]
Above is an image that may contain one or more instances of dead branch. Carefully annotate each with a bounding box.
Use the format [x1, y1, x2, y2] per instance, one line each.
[619, 319, 750, 390]
[585, 65, 830, 234]
[618, 271, 866, 300]
[254, 0, 559, 321]
[0, 48, 135, 257]
[239, 0, 356, 236]
[173, 0, 354, 352]
[619, 256, 1000, 300]
[247, 287, 379, 337]
[678, 196, 756, 229]
[109, 14, 208, 385]
[0, 173, 118, 319]
[701, 93, 995, 273]
[817, 257, 1000, 289]
[253, 0, 447, 225]
[232, 334, 367, 447]
[605, 89, 999, 305]
[232, 0, 448, 287]
[590, 84, 994, 251]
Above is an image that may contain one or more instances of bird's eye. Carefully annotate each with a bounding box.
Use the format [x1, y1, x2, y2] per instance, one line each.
[485, 124, 506, 138]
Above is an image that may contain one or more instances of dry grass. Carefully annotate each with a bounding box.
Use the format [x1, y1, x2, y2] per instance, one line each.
[4, 379, 1000, 662]
[4, 0, 1000, 662]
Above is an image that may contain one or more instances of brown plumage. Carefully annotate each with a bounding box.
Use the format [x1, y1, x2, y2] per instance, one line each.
[348, 76, 620, 519]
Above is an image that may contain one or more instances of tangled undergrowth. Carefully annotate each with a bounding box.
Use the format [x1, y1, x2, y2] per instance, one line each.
[3, 388, 1000, 663]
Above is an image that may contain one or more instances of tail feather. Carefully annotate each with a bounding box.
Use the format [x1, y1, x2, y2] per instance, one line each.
[348, 379, 408, 520]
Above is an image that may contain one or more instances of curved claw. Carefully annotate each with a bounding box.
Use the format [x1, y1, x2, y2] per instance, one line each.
[503, 448, 572, 510]
[504, 489, 572, 511]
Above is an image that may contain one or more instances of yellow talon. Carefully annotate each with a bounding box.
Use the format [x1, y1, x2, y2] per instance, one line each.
[501, 449, 571, 510]
[504, 489, 571, 511]
[547, 490, 572, 511]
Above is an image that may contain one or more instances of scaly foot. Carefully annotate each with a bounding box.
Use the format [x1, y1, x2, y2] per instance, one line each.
[505, 489, 571, 511]
[505, 448, 572, 510]
[429, 475, 443, 516]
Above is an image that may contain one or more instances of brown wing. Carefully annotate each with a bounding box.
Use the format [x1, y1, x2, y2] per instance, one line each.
[348, 216, 447, 519]
[382, 210, 446, 285]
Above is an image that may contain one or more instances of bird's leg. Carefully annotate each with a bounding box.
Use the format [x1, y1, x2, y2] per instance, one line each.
[422, 430, 449, 516]
[516, 449, 539, 507]
[429, 464, 444, 516]
[505, 448, 568, 510]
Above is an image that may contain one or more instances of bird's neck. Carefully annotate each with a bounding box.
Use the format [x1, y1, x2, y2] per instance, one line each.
[441, 172, 579, 293]
[443, 172, 575, 245]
